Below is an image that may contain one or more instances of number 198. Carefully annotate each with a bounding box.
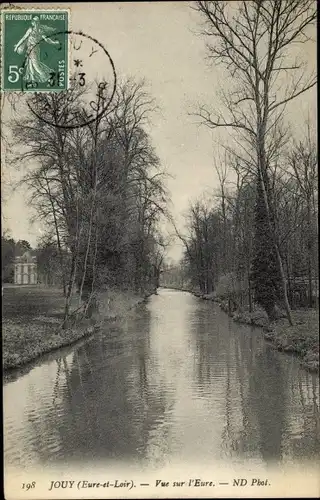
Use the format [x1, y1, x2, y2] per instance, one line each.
[22, 482, 36, 490]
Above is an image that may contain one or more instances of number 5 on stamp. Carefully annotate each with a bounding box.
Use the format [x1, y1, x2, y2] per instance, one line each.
[1, 10, 69, 91]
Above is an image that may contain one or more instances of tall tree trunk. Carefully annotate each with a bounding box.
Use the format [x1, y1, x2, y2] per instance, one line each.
[258, 151, 293, 326]
[307, 202, 313, 307]
[45, 177, 66, 296]
[248, 270, 253, 313]
[63, 252, 76, 327]
[254, 88, 293, 324]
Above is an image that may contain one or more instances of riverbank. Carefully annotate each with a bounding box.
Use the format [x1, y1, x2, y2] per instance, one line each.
[3, 286, 152, 372]
[217, 297, 318, 372]
[161, 287, 319, 372]
[218, 301, 319, 372]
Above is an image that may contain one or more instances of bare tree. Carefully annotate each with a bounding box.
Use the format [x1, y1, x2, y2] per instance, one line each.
[11, 78, 168, 326]
[287, 119, 318, 306]
[194, 0, 316, 324]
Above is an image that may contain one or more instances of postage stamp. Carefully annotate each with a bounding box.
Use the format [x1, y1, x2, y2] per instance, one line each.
[1, 10, 69, 91]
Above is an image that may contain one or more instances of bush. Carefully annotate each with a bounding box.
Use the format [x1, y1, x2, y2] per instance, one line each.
[215, 272, 248, 301]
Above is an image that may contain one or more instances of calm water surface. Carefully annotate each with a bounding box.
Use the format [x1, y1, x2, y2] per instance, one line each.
[4, 289, 320, 472]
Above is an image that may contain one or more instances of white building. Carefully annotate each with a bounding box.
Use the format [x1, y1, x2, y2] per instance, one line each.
[14, 251, 37, 285]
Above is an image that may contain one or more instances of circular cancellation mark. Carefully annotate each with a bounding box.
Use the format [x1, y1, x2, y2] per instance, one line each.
[21, 30, 117, 129]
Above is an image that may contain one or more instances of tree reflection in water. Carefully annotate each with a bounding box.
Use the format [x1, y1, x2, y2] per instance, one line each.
[25, 302, 175, 468]
[285, 369, 320, 459]
[192, 302, 263, 461]
[192, 299, 319, 466]
[6, 291, 320, 470]
[247, 345, 287, 464]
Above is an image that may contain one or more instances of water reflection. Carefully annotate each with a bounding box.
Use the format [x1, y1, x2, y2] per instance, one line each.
[3, 289, 320, 471]
[247, 347, 287, 463]
[49, 306, 158, 464]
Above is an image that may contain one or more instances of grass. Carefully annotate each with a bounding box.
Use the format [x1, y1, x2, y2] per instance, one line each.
[2, 285, 147, 372]
[264, 310, 319, 372]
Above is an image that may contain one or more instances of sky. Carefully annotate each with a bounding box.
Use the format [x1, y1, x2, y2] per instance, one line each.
[1, 1, 317, 261]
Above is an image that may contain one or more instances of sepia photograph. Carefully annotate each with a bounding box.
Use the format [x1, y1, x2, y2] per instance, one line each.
[1, 1, 319, 498]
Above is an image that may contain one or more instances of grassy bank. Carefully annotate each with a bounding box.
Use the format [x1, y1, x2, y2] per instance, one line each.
[3, 285, 151, 372]
[264, 311, 319, 372]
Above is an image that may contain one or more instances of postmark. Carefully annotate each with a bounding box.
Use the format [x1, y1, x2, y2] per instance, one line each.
[26, 30, 117, 129]
[1, 10, 69, 91]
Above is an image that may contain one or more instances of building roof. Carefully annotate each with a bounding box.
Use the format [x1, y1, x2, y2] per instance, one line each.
[15, 251, 37, 263]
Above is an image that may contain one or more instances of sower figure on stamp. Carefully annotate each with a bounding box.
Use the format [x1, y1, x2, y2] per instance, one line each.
[14, 16, 60, 83]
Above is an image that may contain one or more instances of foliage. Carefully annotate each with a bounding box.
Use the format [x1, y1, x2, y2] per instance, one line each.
[178, 125, 318, 318]
[11, 78, 169, 322]
[251, 176, 282, 319]
[191, 0, 317, 323]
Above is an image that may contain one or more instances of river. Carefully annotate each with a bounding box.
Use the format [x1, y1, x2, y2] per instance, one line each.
[3, 288, 320, 490]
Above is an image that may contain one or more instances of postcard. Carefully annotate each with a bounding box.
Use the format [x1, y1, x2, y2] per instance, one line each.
[1, 1, 319, 499]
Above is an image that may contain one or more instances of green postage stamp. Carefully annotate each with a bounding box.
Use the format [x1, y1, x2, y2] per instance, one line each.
[1, 10, 69, 91]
